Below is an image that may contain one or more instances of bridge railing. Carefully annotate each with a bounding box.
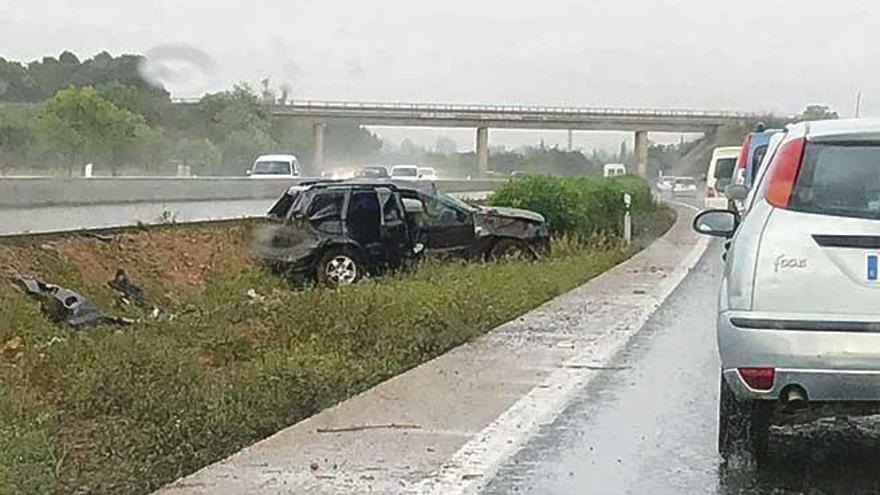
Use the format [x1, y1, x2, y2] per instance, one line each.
[171, 98, 759, 119]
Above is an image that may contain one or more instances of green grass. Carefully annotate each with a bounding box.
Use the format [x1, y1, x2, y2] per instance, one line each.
[0, 207, 675, 495]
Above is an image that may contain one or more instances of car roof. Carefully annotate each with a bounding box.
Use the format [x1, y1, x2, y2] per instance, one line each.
[712, 146, 741, 158]
[256, 154, 298, 162]
[391, 164, 419, 169]
[286, 179, 432, 195]
[801, 118, 880, 142]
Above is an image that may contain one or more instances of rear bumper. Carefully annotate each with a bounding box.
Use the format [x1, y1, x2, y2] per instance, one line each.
[719, 311, 880, 401]
[723, 368, 880, 401]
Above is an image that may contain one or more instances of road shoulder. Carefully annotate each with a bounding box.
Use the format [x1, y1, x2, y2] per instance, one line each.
[156, 202, 706, 495]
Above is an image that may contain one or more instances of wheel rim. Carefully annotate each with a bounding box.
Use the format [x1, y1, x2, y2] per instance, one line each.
[326, 255, 357, 285]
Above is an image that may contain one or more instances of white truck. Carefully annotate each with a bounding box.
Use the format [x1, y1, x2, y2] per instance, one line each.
[603, 163, 627, 177]
[247, 154, 301, 178]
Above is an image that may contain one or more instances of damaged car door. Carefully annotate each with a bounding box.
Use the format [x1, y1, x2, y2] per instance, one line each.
[416, 191, 476, 254]
[377, 188, 415, 265]
[347, 188, 414, 269]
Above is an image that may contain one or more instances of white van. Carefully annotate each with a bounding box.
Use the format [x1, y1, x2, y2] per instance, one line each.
[705, 147, 740, 208]
[603, 163, 627, 177]
[248, 154, 301, 178]
[390, 165, 420, 180]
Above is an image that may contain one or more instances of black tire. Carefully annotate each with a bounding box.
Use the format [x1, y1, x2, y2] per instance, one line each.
[315, 247, 363, 287]
[489, 239, 538, 261]
[718, 374, 773, 466]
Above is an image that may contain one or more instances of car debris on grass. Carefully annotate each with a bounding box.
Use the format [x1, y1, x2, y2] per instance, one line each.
[12, 274, 133, 328]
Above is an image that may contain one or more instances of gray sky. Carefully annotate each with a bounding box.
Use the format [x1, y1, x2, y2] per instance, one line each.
[2, 0, 875, 150]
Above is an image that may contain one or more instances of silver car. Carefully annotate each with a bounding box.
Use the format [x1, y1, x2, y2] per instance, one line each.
[694, 119, 880, 463]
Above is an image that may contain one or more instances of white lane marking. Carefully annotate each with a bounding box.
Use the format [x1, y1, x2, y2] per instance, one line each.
[667, 199, 703, 212]
[412, 229, 710, 495]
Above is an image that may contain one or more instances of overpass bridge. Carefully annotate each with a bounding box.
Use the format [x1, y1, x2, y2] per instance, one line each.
[176, 99, 758, 175]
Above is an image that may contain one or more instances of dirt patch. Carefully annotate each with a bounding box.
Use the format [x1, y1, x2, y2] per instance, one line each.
[0, 221, 257, 308]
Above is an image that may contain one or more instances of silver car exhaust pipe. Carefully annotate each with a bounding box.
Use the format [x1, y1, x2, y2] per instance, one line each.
[781, 386, 808, 407]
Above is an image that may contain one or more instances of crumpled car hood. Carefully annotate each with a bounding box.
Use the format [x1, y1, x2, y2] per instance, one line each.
[473, 206, 548, 240]
[475, 206, 545, 224]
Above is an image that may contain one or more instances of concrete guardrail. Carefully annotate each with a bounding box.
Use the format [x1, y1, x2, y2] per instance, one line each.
[0, 177, 506, 237]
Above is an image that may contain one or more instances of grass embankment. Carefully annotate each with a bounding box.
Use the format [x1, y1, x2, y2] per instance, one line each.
[0, 177, 675, 495]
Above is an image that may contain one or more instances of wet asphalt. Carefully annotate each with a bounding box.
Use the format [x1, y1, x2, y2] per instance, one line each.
[481, 240, 880, 495]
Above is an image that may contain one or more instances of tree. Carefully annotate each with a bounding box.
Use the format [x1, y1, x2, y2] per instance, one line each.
[618, 140, 629, 164]
[260, 78, 275, 104]
[0, 107, 39, 172]
[0, 57, 40, 101]
[39, 86, 153, 172]
[173, 137, 222, 168]
[326, 123, 382, 162]
[194, 84, 276, 165]
[400, 138, 420, 156]
[435, 136, 458, 154]
[97, 81, 171, 126]
[795, 104, 839, 122]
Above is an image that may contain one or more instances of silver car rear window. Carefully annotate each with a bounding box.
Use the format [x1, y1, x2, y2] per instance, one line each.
[791, 142, 880, 220]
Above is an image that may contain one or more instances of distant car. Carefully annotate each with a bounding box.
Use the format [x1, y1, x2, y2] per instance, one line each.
[731, 124, 784, 190]
[356, 166, 390, 179]
[417, 167, 439, 180]
[248, 154, 301, 178]
[705, 147, 740, 208]
[672, 177, 697, 197]
[657, 176, 675, 192]
[694, 118, 880, 464]
[510, 170, 528, 178]
[603, 163, 627, 177]
[256, 180, 549, 287]
[390, 165, 420, 180]
[745, 131, 786, 205]
[330, 167, 358, 180]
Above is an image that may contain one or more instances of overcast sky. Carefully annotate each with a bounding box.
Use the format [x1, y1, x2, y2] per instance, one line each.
[2, 0, 875, 150]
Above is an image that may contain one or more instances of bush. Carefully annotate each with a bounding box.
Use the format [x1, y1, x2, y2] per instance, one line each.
[489, 175, 655, 240]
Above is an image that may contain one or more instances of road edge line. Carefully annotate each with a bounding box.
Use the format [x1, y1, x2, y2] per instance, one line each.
[411, 210, 710, 495]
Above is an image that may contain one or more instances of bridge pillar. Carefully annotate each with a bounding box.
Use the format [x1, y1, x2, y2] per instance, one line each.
[312, 122, 326, 173]
[476, 127, 489, 177]
[634, 130, 649, 177]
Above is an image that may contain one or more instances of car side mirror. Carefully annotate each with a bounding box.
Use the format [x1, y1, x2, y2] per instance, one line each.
[725, 184, 749, 201]
[693, 209, 739, 238]
[246, 170, 252, 176]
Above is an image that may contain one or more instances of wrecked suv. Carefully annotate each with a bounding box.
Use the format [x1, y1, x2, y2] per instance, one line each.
[255, 181, 549, 286]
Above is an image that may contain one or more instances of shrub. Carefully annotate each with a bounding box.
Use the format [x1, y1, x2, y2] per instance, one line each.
[489, 175, 655, 240]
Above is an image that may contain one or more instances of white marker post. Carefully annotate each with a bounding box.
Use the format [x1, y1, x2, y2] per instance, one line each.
[623, 192, 632, 247]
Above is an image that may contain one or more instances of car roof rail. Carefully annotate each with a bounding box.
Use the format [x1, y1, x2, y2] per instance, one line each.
[298, 179, 404, 191]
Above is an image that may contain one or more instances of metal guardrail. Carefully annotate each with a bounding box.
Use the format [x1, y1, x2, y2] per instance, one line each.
[171, 98, 758, 120]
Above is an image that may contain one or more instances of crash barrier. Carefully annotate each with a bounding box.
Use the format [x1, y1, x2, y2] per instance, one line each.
[0, 177, 505, 236]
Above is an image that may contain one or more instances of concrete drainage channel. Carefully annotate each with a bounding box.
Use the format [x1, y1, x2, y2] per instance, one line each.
[155, 201, 708, 495]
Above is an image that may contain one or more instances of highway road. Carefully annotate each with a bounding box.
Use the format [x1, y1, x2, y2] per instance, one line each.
[481, 239, 880, 495]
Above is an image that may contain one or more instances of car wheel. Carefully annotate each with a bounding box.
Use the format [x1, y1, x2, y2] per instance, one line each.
[718, 374, 773, 466]
[316, 248, 362, 287]
[489, 239, 537, 261]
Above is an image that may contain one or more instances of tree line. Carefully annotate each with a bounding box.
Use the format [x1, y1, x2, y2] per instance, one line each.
[0, 51, 381, 175]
